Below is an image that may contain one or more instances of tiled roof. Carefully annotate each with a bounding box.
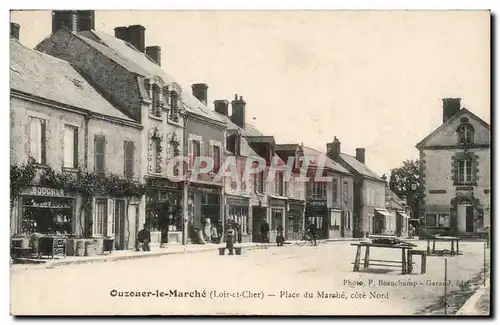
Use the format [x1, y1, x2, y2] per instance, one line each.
[10, 40, 133, 121]
[386, 188, 405, 209]
[77, 30, 225, 124]
[340, 153, 383, 181]
[302, 146, 351, 174]
[240, 137, 260, 158]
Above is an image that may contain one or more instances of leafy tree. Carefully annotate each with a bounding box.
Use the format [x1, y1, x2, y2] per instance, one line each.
[389, 159, 422, 218]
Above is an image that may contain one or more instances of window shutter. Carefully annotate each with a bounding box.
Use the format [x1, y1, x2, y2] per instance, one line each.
[25, 118, 32, 159]
[95, 135, 105, 174]
[91, 197, 97, 236]
[73, 127, 79, 168]
[188, 139, 193, 168]
[209, 144, 214, 172]
[40, 119, 46, 165]
[107, 199, 114, 237]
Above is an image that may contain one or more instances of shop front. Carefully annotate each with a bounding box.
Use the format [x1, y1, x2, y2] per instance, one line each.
[305, 199, 328, 239]
[226, 196, 250, 243]
[287, 199, 305, 241]
[269, 197, 286, 243]
[188, 183, 222, 244]
[373, 208, 392, 235]
[145, 177, 183, 245]
[12, 186, 77, 258]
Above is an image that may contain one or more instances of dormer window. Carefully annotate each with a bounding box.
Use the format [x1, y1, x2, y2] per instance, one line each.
[169, 91, 180, 123]
[456, 117, 474, 145]
[151, 85, 162, 117]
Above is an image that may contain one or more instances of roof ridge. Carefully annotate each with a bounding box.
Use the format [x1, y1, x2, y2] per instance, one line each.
[13, 39, 73, 67]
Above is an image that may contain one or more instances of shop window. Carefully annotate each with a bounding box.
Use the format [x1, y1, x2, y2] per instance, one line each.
[425, 213, 437, 227]
[20, 196, 73, 235]
[438, 214, 450, 228]
[94, 135, 106, 175]
[63, 125, 78, 169]
[271, 208, 283, 231]
[29, 117, 47, 165]
[287, 210, 303, 234]
[124, 141, 135, 179]
[457, 123, 474, 145]
[229, 206, 249, 234]
[457, 159, 473, 184]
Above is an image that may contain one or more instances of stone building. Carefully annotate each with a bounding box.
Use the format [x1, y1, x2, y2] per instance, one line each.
[10, 24, 143, 251]
[328, 138, 388, 238]
[416, 98, 490, 237]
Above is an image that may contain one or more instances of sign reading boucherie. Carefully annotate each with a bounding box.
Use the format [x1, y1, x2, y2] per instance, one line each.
[21, 186, 71, 197]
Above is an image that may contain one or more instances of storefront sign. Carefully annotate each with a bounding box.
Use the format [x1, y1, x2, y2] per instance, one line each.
[227, 197, 250, 206]
[190, 184, 221, 194]
[269, 198, 286, 207]
[147, 178, 182, 190]
[429, 190, 447, 194]
[307, 200, 327, 207]
[456, 186, 474, 191]
[22, 186, 69, 197]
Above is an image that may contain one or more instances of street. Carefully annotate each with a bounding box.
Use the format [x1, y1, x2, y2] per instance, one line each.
[10, 241, 489, 315]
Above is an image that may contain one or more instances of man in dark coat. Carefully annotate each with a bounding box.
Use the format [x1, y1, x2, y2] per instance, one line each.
[306, 222, 317, 246]
[260, 220, 270, 243]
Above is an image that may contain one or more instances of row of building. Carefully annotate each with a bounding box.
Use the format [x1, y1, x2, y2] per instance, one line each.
[10, 11, 489, 252]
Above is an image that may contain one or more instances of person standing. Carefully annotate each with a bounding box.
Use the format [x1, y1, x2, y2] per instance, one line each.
[260, 219, 270, 243]
[276, 224, 285, 246]
[306, 222, 317, 246]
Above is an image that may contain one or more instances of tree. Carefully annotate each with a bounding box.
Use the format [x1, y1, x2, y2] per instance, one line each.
[389, 159, 422, 219]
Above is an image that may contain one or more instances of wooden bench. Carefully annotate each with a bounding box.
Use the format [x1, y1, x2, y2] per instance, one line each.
[407, 249, 427, 274]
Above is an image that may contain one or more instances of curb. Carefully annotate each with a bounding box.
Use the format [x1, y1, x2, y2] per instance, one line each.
[455, 277, 490, 315]
[12, 243, 271, 272]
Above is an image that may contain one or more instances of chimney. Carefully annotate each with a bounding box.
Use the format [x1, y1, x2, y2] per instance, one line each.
[127, 25, 146, 53]
[114, 26, 129, 42]
[77, 10, 95, 31]
[231, 94, 246, 128]
[326, 136, 341, 161]
[192, 83, 208, 105]
[52, 10, 78, 33]
[146, 46, 161, 66]
[214, 100, 229, 116]
[442, 98, 461, 123]
[355, 148, 366, 164]
[10, 22, 20, 40]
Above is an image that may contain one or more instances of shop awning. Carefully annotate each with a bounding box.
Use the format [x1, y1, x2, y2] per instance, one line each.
[374, 208, 392, 218]
[397, 211, 410, 219]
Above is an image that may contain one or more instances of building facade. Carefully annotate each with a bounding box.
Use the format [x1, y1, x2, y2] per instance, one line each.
[328, 138, 388, 238]
[385, 188, 411, 238]
[11, 27, 144, 251]
[416, 98, 491, 237]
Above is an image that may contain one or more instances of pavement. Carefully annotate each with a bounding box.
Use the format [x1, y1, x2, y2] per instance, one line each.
[10, 240, 489, 315]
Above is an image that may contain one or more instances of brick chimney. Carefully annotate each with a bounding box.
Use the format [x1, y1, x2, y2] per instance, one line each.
[114, 26, 129, 41]
[192, 83, 208, 105]
[231, 94, 246, 128]
[146, 46, 161, 66]
[77, 10, 95, 31]
[52, 10, 78, 33]
[10, 22, 20, 40]
[326, 136, 341, 161]
[442, 98, 461, 123]
[214, 100, 229, 116]
[127, 25, 146, 53]
[355, 148, 366, 164]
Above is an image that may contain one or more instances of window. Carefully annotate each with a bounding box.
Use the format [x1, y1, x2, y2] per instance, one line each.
[151, 85, 161, 117]
[271, 208, 283, 230]
[63, 125, 78, 169]
[94, 135, 105, 174]
[212, 145, 221, 173]
[169, 91, 180, 122]
[438, 214, 450, 228]
[458, 159, 473, 183]
[330, 210, 341, 230]
[457, 123, 474, 145]
[332, 179, 338, 203]
[346, 211, 351, 230]
[275, 172, 284, 196]
[309, 181, 326, 199]
[169, 140, 180, 176]
[124, 141, 135, 179]
[425, 213, 437, 227]
[343, 182, 349, 204]
[29, 117, 47, 164]
[93, 199, 107, 236]
[152, 137, 162, 173]
[229, 206, 249, 234]
[254, 170, 264, 193]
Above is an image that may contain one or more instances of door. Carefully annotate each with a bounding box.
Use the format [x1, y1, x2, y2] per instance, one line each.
[252, 207, 266, 242]
[396, 214, 402, 237]
[114, 200, 126, 250]
[466, 206, 474, 232]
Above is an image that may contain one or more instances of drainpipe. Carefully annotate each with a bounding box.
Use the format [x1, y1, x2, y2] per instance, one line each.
[182, 112, 189, 245]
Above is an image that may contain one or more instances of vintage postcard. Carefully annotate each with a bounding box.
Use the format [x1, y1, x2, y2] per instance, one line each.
[9, 9, 491, 316]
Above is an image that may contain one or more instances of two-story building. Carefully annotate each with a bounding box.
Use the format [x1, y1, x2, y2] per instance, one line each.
[10, 23, 144, 251]
[385, 188, 411, 238]
[416, 98, 490, 237]
[36, 11, 192, 246]
[328, 137, 388, 238]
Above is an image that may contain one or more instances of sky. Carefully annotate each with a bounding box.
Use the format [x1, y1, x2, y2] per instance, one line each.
[9, 10, 490, 177]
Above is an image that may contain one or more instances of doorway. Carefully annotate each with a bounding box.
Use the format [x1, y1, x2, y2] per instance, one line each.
[114, 199, 126, 250]
[252, 206, 267, 242]
[457, 198, 474, 233]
